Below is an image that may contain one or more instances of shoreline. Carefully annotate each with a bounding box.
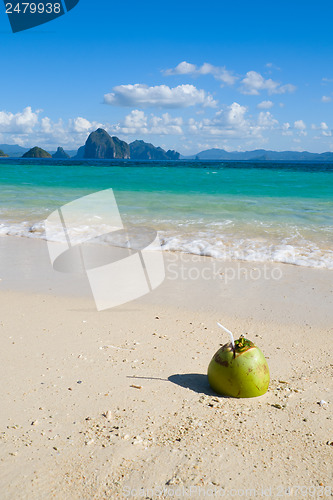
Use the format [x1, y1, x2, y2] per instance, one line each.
[1, 233, 333, 293]
[1, 160, 332, 272]
[1, 235, 333, 329]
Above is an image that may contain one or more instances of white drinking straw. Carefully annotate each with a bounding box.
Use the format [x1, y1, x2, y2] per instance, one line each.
[217, 322, 235, 350]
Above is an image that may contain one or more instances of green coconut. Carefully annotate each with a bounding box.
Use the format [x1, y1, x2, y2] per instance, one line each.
[208, 336, 270, 398]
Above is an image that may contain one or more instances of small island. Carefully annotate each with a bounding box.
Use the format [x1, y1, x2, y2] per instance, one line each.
[22, 147, 52, 159]
[129, 140, 179, 160]
[2, 129, 333, 162]
[84, 128, 130, 159]
[12, 129, 181, 161]
[82, 129, 180, 160]
[52, 147, 70, 159]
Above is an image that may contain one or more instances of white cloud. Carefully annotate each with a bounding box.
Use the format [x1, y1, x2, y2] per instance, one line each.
[197, 63, 237, 85]
[257, 111, 278, 127]
[186, 103, 282, 143]
[0, 107, 105, 148]
[321, 95, 332, 102]
[240, 71, 296, 95]
[265, 62, 281, 71]
[104, 84, 217, 108]
[0, 107, 39, 134]
[72, 117, 96, 133]
[207, 103, 250, 135]
[40, 117, 52, 134]
[2, 103, 331, 155]
[39, 116, 102, 145]
[122, 110, 148, 133]
[294, 120, 306, 130]
[40, 118, 70, 144]
[111, 110, 184, 136]
[220, 102, 249, 127]
[282, 122, 293, 136]
[164, 63, 296, 98]
[311, 122, 328, 130]
[0, 106, 185, 147]
[164, 61, 238, 86]
[257, 100, 274, 109]
[294, 120, 307, 136]
[187, 102, 261, 138]
[311, 122, 332, 136]
[164, 61, 197, 75]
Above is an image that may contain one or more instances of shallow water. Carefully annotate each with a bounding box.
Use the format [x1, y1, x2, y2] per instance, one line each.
[0, 159, 332, 269]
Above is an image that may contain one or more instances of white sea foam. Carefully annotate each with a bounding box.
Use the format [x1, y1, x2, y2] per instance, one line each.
[159, 234, 333, 269]
[0, 219, 332, 270]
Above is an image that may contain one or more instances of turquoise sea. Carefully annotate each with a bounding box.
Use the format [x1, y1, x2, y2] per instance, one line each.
[0, 159, 333, 269]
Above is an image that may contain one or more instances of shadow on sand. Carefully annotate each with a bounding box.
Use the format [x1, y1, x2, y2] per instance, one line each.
[126, 373, 228, 398]
[168, 373, 218, 396]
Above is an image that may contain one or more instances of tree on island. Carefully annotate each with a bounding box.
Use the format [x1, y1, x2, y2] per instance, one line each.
[79, 129, 180, 160]
[84, 128, 130, 159]
[129, 140, 180, 160]
[0, 149, 9, 157]
[22, 147, 52, 158]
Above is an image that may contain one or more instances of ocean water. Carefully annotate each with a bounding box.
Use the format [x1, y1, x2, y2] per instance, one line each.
[0, 159, 332, 269]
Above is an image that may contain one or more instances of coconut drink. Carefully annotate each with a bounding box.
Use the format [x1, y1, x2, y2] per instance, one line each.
[207, 323, 270, 398]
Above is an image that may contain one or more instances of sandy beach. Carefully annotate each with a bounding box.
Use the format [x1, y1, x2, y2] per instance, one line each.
[0, 236, 332, 499]
[2, 0, 333, 496]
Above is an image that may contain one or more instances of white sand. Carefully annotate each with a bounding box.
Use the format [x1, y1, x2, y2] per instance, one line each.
[0, 237, 332, 499]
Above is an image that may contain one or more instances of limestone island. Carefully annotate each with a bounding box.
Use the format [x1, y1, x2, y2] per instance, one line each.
[52, 147, 70, 159]
[22, 147, 52, 159]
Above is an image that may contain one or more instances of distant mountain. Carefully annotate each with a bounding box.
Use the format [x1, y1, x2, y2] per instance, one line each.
[0, 133, 181, 161]
[182, 148, 333, 161]
[112, 135, 131, 159]
[165, 149, 180, 160]
[22, 147, 52, 158]
[12, 136, 333, 163]
[72, 145, 85, 159]
[0, 149, 9, 157]
[84, 129, 130, 159]
[130, 140, 180, 160]
[52, 147, 70, 159]
[80, 131, 180, 160]
[0, 144, 29, 157]
[62, 150, 79, 158]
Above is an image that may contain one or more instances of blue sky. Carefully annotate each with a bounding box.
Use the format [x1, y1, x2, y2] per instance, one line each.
[1, 0, 333, 153]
